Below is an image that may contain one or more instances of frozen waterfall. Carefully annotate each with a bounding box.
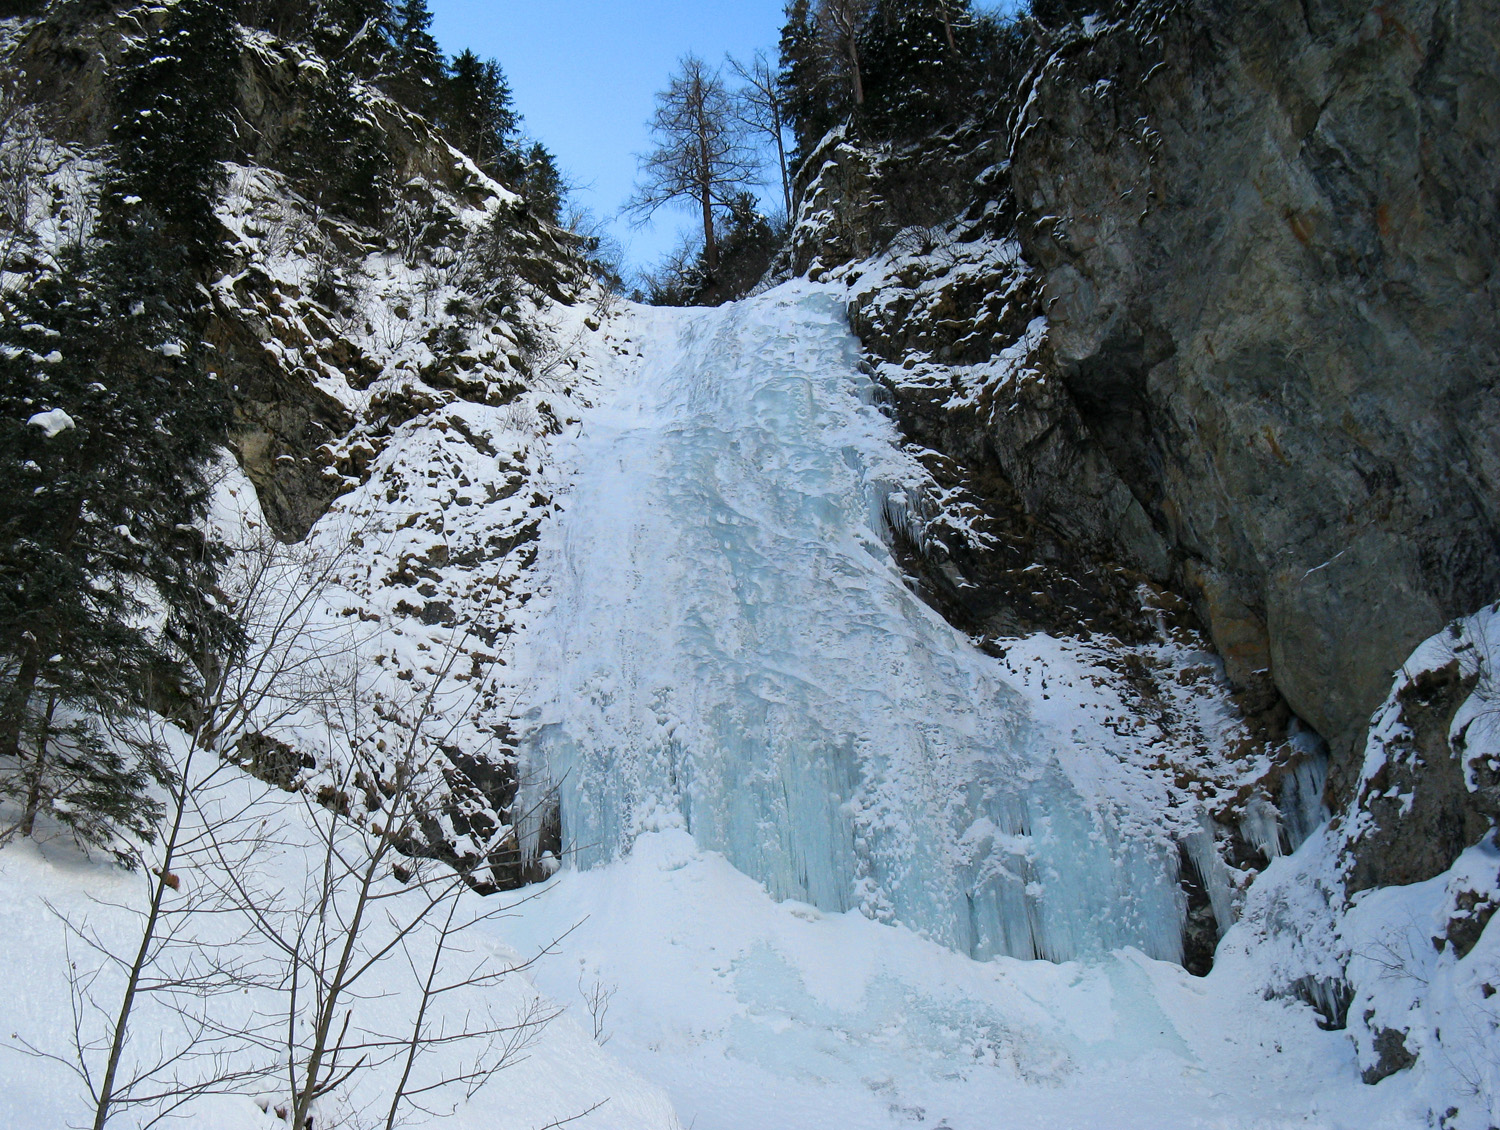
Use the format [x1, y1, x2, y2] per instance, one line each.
[516, 284, 1186, 964]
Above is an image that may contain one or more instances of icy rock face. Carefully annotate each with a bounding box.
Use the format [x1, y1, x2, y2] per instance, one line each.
[518, 284, 1186, 964]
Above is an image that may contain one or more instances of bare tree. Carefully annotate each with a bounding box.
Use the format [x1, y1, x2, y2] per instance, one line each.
[6, 514, 373, 1129]
[626, 54, 760, 276]
[816, 0, 873, 109]
[193, 631, 563, 1129]
[726, 50, 792, 218]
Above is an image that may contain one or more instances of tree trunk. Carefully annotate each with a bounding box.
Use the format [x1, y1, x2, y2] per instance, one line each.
[771, 95, 792, 217]
[2, 636, 41, 840]
[701, 184, 718, 273]
[292, 842, 387, 1129]
[91, 738, 200, 1130]
[18, 693, 56, 838]
[0, 638, 40, 768]
[848, 37, 865, 105]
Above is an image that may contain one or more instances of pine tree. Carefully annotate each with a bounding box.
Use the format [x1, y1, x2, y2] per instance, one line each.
[0, 0, 243, 860]
[103, 0, 240, 271]
[442, 49, 518, 173]
[778, 0, 850, 163]
[388, 0, 444, 114]
[0, 254, 240, 858]
[307, 0, 395, 77]
[857, 0, 1028, 140]
[282, 61, 393, 224]
[512, 141, 563, 224]
[706, 192, 778, 302]
[859, 0, 968, 139]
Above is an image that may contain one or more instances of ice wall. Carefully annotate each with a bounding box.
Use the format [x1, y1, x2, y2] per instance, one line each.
[516, 285, 1186, 963]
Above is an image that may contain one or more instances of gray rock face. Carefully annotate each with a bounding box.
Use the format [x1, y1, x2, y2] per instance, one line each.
[1339, 612, 1500, 894]
[1006, 0, 1500, 777]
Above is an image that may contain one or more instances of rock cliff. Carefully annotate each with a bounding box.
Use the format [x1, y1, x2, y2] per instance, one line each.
[796, 0, 1500, 810]
[1009, 0, 1500, 787]
[2, 3, 596, 887]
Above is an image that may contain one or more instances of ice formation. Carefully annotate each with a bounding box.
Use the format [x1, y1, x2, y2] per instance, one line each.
[516, 284, 1186, 964]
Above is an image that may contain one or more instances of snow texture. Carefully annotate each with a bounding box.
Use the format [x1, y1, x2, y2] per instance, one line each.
[1225, 604, 1500, 1129]
[0, 767, 681, 1130]
[26, 407, 75, 437]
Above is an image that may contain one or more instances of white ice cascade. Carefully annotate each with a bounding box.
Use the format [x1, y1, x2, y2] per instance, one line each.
[516, 285, 1186, 964]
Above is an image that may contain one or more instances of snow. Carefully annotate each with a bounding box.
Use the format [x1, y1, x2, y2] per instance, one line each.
[494, 825, 1411, 1130]
[26, 407, 75, 437]
[0, 751, 680, 1130]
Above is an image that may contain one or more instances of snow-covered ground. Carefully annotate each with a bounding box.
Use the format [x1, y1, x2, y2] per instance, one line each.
[0, 771, 681, 1130]
[498, 827, 1405, 1130]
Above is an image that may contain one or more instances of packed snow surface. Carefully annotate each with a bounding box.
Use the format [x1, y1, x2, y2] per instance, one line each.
[501, 826, 1418, 1130]
[515, 283, 1186, 965]
[0, 772, 681, 1130]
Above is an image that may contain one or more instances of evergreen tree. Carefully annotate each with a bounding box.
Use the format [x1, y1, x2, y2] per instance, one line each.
[643, 194, 778, 308]
[308, 0, 394, 77]
[388, 0, 444, 114]
[510, 140, 563, 224]
[705, 192, 778, 302]
[778, 0, 852, 163]
[103, 0, 240, 271]
[442, 49, 518, 173]
[0, 0, 243, 860]
[0, 258, 235, 858]
[282, 60, 392, 224]
[859, 0, 974, 139]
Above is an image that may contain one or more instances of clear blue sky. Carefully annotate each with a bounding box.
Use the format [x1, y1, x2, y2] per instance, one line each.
[428, 1, 791, 279]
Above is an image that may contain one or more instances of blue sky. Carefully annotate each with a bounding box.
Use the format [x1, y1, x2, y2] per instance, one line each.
[428, 1, 791, 278]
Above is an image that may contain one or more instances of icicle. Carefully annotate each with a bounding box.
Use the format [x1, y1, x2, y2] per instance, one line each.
[1239, 796, 1285, 860]
[1278, 724, 1331, 852]
[1182, 812, 1241, 936]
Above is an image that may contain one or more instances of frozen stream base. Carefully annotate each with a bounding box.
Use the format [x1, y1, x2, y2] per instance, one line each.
[495, 827, 1415, 1130]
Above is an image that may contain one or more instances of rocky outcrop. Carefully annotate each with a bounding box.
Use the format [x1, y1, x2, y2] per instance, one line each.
[1340, 606, 1500, 893]
[791, 125, 1002, 277]
[1006, 0, 1500, 780]
[809, 0, 1500, 807]
[1232, 607, 1499, 1108]
[9, 5, 591, 542]
[208, 267, 359, 541]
